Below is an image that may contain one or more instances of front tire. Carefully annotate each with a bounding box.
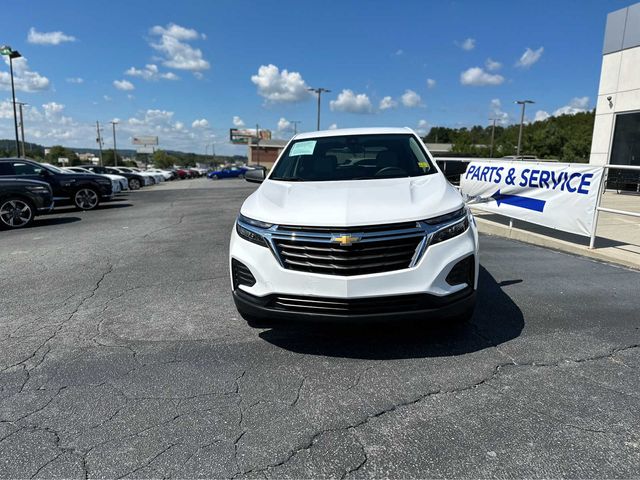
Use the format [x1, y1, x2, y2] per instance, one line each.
[210, 175, 218, 180]
[129, 178, 141, 190]
[74, 188, 100, 210]
[0, 197, 34, 229]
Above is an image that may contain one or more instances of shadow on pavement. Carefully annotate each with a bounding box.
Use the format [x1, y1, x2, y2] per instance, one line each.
[258, 266, 524, 360]
[96, 203, 134, 210]
[31, 216, 82, 228]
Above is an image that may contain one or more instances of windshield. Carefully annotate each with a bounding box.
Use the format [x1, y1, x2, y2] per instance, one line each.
[43, 163, 67, 174]
[269, 134, 435, 182]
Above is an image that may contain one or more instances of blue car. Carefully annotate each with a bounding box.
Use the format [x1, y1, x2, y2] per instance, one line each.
[208, 167, 247, 180]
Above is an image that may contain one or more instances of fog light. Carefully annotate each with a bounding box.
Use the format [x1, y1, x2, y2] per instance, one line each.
[446, 255, 474, 286]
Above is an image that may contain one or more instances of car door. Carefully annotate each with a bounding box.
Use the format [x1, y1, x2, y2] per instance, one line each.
[10, 162, 70, 198]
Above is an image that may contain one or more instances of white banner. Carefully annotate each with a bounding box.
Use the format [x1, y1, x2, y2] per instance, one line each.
[460, 160, 604, 237]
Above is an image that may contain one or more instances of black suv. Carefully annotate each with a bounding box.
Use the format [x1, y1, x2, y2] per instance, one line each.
[79, 165, 146, 190]
[0, 158, 113, 210]
[0, 178, 53, 229]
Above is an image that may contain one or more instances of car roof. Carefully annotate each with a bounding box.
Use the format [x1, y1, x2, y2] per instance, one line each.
[292, 127, 416, 141]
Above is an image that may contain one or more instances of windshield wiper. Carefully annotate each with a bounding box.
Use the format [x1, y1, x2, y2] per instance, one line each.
[273, 176, 305, 182]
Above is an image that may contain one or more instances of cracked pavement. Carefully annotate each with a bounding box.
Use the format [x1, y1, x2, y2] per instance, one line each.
[1, 178, 639, 479]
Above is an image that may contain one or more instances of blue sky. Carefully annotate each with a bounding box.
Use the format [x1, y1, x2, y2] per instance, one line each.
[0, 0, 631, 155]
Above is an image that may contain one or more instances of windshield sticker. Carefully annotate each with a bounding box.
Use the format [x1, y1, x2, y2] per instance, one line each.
[418, 162, 429, 168]
[290, 140, 316, 156]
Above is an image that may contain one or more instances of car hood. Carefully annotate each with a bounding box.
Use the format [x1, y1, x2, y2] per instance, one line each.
[240, 175, 463, 227]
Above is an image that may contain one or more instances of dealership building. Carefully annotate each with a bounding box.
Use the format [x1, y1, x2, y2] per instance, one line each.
[590, 2, 640, 167]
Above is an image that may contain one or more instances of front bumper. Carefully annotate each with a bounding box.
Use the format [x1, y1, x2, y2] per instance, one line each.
[233, 287, 475, 323]
[229, 216, 479, 321]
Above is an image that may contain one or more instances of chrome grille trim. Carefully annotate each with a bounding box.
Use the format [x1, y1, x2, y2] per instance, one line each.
[236, 208, 470, 276]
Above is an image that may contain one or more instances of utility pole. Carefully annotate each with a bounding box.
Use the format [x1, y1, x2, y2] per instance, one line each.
[110, 121, 119, 166]
[96, 121, 104, 166]
[290, 120, 302, 135]
[489, 118, 498, 158]
[515, 100, 534, 158]
[1, 46, 22, 156]
[307, 87, 330, 130]
[16, 102, 27, 158]
[255, 124, 260, 166]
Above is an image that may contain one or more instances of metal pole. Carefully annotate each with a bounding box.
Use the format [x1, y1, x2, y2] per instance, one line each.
[489, 118, 496, 158]
[9, 57, 20, 156]
[516, 104, 525, 158]
[291, 120, 301, 135]
[18, 102, 26, 158]
[515, 100, 534, 158]
[111, 121, 118, 166]
[316, 92, 321, 130]
[96, 121, 103, 166]
[589, 167, 608, 249]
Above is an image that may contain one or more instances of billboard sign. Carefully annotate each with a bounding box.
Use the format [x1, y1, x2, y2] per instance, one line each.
[136, 147, 154, 154]
[460, 160, 604, 237]
[230, 128, 272, 144]
[132, 136, 158, 146]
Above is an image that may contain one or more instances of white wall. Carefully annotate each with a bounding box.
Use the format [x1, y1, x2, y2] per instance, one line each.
[590, 45, 640, 164]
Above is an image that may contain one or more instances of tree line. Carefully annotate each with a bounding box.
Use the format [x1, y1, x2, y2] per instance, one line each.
[423, 110, 595, 162]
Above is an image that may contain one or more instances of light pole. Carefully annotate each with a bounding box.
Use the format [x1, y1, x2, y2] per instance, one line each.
[514, 100, 534, 158]
[0, 45, 22, 156]
[307, 87, 330, 130]
[489, 118, 498, 158]
[290, 120, 301, 135]
[96, 121, 104, 166]
[110, 121, 119, 166]
[16, 102, 28, 157]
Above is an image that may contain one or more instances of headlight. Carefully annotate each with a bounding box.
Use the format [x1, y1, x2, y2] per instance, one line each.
[424, 207, 469, 246]
[236, 214, 272, 247]
[96, 178, 111, 185]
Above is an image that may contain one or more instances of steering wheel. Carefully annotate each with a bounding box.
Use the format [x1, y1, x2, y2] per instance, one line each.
[375, 166, 406, 177]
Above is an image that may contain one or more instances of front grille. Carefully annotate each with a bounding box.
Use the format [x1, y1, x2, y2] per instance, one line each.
[273, 235, 424, 276]
[232, 259, 256, 288]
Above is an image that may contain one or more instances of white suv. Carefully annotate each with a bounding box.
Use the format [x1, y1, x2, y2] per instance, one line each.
[229, 128, 478, 326]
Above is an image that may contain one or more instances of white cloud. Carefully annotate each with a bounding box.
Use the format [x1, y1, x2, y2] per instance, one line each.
[149, 23, 210, 74]
[553, 97, 589, 116]
[103, 95, 112, 102]
[534, 110, 550, 122]
[66, 77, 84, 84]
[0, 57, 50, 92]
[328, 123, 338, 130]
[379, 96, 397, 110]
[329, 89, 373, 114]
[460, 67, 504, 86]
[416, 119, 429, 136]
[42, 102, 65, 117]
[191, 118, 209, 128]
[27, 27, 76, 45]
[113, 79, 135, 91]
[125, 64, 179, 81]
[516, 47, 544, 69]
[401, 89, 422, 108]
[251, 64, 310, 103]
[426, 78, 436, 89]
[395, 49, 404, 56]
[485, 58, 502, 71]
[233, 116, 245, 127]
[458, 38, 476, 51]
[277, 117, 291, 132]
[489, 98, 510, 125]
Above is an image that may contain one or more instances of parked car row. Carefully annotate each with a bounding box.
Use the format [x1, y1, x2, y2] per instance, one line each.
[0, 158, 200, 229]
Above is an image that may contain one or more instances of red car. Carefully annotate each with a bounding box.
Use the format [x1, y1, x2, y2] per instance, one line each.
[174, 168, 190, 179]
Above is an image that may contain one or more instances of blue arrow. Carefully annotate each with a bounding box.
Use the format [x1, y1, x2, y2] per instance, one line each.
[491, 190, 546, 212]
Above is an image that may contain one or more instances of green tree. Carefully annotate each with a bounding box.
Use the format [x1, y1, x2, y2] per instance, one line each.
[152, 150, 176, 169]
[102, 149, 124, 166]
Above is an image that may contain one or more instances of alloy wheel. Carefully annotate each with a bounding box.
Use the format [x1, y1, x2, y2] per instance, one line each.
[75, 188, 99, 210]
[0, 199, 33, 228]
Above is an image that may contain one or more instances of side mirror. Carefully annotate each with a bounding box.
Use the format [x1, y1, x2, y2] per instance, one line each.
[245, 169, 265, 184]
[38, 169, 49, 177]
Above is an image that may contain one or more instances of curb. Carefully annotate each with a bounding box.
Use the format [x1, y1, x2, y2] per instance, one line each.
[475, 216, 640, 271]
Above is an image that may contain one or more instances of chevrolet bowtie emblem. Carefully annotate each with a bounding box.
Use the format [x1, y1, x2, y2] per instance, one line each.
[331, 234, 361, 246]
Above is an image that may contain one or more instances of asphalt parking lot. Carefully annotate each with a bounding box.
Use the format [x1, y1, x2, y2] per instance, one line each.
[1, 178, 639, 479]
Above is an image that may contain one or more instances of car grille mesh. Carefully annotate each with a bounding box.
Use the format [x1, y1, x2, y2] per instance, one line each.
[273, 224, 424, 276]
[268, 293, 429, 315]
